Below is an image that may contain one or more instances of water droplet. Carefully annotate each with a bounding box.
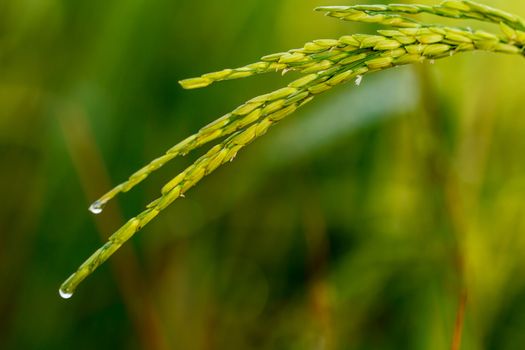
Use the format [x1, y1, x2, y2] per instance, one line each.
[89, 200, 105, 214]
[430, 59, 435, 65]
[59, 288, 73, 299]
[355, 75, 363, 86]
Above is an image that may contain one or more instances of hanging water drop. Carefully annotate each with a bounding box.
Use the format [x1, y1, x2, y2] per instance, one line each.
[59, 288, 73, 299]
[355, 75, 363, 86]
[430, 59, 435, 65]
[89, 200, 105, 214]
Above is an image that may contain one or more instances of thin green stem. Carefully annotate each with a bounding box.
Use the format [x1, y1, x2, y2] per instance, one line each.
[316, 1, 525, 32]
[61, 1, 525, 297]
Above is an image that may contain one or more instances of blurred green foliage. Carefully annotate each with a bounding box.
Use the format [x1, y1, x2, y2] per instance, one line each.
[2, 0, 525, 349]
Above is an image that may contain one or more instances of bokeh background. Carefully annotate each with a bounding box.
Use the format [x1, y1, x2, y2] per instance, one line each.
[2, 0, 525, 349]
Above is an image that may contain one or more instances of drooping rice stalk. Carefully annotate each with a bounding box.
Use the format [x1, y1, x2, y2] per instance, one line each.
[60, 0, 524, 298]
[316, 1, 525, 31]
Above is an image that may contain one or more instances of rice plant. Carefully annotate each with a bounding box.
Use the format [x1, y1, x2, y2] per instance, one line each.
[60, 0, 525, 298]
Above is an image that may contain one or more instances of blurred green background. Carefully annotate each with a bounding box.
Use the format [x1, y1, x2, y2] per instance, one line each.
[2, 0, 525, 349]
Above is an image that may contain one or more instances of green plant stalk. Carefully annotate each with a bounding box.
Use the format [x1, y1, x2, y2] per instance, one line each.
[61, 58, 374, 296]
[61, 1, 525, 297]
[316, 0, 525, 32]
[89, 26, 522, 214]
